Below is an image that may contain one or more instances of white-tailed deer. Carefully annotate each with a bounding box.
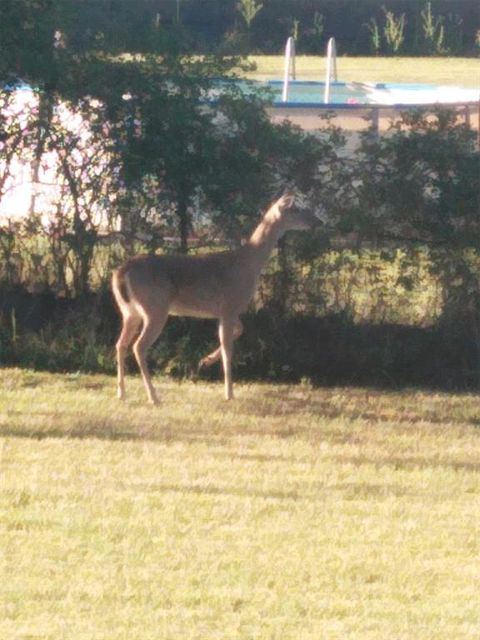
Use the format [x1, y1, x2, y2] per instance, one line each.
[112, 193, 322, 404]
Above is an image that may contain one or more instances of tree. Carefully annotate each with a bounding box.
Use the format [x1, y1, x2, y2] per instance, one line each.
[0, 0, 262, 262]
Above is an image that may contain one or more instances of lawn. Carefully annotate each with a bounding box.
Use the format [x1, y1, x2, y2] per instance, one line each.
[246, 56, 480, 88]
[1, 368, 480, 639]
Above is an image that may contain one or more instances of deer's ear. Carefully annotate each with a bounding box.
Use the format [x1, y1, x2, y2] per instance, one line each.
[278, 193, 295, 210]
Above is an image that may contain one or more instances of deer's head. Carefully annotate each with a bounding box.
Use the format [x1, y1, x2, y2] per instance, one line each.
[267, 193, 324, 231]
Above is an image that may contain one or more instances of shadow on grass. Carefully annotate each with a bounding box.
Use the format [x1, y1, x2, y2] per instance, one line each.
[3, 367, 480, 480]
[2, 409, 480, 478]
[266, 389, 480, 428]
[330, 453, 480, 474]
[138, 482, 301, 502]
[128, 479, 411, 501]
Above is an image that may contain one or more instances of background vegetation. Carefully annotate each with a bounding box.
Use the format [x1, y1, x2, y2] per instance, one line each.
[0, 0, 479, 389]
[19, 0, 476, 57]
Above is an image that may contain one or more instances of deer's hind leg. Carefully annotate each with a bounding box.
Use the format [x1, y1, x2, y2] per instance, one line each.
[116, 312, 142, 400]
[133, 309, 168, 405]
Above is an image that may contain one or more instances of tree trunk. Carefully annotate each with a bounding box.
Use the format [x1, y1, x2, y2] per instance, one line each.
[177, 196, 190, 254]
[29, 91, 53, 217]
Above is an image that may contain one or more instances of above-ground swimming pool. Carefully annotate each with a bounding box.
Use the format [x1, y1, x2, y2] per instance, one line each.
[246, 79, 480, 106]
[221, 78, 479, 138]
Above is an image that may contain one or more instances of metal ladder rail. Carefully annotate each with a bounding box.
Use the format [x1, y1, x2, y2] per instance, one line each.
[324, 37, 338, 104]
[282, 36, 296, 102]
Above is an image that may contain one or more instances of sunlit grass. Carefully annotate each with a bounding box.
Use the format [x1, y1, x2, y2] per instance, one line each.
[246, 56, 480, 88]
[1, 368, 480, 639]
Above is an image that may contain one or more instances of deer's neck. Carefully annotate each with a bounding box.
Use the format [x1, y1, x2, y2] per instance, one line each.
[244, 218, 284, 272]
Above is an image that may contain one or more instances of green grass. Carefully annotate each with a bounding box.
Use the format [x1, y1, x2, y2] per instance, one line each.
[246, 56, 480, 88]
[2, 368, 480, 639]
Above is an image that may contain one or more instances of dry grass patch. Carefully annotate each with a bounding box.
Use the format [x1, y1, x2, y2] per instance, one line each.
[1, 368, 480, 639]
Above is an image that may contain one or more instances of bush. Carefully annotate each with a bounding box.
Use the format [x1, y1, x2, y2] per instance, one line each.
[1, 248, 479, 391]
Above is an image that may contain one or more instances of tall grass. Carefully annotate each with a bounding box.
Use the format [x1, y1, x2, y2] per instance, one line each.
[2, 369, 480, 639]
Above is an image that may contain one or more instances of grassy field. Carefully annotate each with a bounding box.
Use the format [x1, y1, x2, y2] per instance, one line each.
[246, 56, 480, 88]
[121, 54, 480, 87]
[1, 368, 480, 639]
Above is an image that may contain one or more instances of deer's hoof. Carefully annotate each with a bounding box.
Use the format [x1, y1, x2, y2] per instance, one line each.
[198, 357, 211, 371]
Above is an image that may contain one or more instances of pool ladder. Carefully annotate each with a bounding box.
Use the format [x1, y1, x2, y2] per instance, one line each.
[324, 37, 338, 104]
[282, 37, 296, 102]
[281, 36, 338, 104]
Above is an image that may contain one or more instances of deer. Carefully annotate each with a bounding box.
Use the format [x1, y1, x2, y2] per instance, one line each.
[112, 193, 323, 404]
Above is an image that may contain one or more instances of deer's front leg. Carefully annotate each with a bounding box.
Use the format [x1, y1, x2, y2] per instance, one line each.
[198, 321, 243, 372]
[218, 316, 239, 400]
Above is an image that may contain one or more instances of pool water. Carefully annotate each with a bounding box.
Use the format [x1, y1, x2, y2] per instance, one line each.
[271, 80, 371, 104]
